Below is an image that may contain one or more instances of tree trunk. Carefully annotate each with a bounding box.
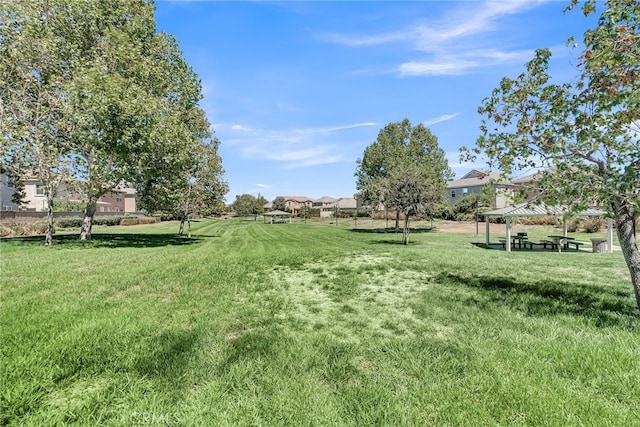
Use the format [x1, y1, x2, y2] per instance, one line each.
[612, 197, 640, 311]
[45, 193, 54, 246]
[402, 216, 410, 245]
[395, 210, 400, 232]
[179, 184, 191, 236]
[187, 217, 191, 238]
[80, 199, 97, 241]
[178, 216, 185, 236]
[385, 207, 389, 229]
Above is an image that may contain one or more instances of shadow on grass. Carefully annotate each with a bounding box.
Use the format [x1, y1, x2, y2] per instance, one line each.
[369, 239, 422, 246]
[1, 233, 204, 249]
[436, 272, 639, 330]
[349, 227, 435, 234]
[134, 328, 201, 383]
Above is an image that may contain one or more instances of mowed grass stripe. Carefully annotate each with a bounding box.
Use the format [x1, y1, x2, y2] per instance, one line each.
[1, 219, 638, 426]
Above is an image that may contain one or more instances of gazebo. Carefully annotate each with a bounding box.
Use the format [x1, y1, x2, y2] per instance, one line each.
[263, 210, 292, 224]
[482, 202, 612, 252]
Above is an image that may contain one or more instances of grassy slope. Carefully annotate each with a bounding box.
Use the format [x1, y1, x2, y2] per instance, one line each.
[1, 219, 638, 426]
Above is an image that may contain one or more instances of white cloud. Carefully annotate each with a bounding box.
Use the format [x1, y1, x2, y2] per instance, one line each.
[256, 183, 271, 189]
[398, 60, 477, 76]
[319, 31, 411, 47]
[231, 124, 253, 131]
[221, 121, 377, 168]
[322, 0, 547, 76]
[423, 113, 460, 127]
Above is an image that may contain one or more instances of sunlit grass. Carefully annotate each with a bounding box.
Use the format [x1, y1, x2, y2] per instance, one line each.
[1, 218, 638, 425]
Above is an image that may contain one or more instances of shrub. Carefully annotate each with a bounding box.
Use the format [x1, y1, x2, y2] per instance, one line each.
[55, 218, 83, 229]
[137, 216, 158, 225]
[29, 221, 50, 235]
[0, 221, 52, 236]
[0, 224, 13, 237]
[582, 217, 604, 233]
[566, 218, 581, 233]
[518, 216, 560, 226]
[94, 216, 123, 226]
[119, 217, 139, 226]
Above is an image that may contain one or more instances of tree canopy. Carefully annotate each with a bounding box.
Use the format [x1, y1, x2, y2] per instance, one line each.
[356, 119, 451, 244]
[231, 193, 268, 219]
[0, 0, 226, 243]
[462, 0, 640, 310]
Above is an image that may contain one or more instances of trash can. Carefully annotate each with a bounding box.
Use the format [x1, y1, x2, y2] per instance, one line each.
[591, 238, 608, 253]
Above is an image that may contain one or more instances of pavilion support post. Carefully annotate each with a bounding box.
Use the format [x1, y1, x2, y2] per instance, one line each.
[506, 217, 512, 252]
[562, 218, 568, 237]
[607, 217, 613, 253]
[485, 219, 490, 246]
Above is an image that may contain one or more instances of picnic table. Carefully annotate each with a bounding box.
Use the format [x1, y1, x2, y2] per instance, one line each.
[498, 235, 529, 249]
[547, 235, 585, 251]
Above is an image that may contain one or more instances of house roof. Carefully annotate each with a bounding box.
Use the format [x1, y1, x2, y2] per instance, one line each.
[447, 170, 511, 189]
[279, 196, 313, 202]
[483, 202, 607, 217]
[511, 168, 555, 185]
[315, 196, 337, 203]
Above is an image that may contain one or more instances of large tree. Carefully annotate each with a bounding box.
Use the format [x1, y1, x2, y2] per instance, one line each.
[463, 0, 640, 310]
[65, 0, 210, 241]
[356, 119, 451, 244]
[137, 134, 228, 237]
[1, 0, 75, 245]
[1, 0, 222, 242]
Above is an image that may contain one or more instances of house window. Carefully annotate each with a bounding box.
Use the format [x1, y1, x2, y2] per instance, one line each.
[114, 207, 120, 212]
[451, 189, 456, 198]
[3, 205, 13, 211]
[35, 183, 45, 195]
[116, 193, 123, 201]
[462, 188, 468, 196]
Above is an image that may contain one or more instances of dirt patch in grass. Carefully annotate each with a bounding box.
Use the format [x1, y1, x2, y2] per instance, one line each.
[266, 254, 433, 341]
[350, 219, 506, 234]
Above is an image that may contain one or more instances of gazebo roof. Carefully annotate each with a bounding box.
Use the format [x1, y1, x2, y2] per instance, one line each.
[263, 210, 291, 216]
[483, 202, 607, 217]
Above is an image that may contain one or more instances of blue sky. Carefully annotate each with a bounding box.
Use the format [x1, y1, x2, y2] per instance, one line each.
[154, 1, 597, 203]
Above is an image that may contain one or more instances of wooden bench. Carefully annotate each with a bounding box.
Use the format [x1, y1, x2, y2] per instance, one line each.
[568, 241, 586, 250]
[539, 240, 558, 249]
[522, 240, 553, 249]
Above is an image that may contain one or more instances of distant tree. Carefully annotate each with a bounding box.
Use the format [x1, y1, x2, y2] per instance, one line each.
[232, 193, 267, 220]
[272, 196, 286, 212]
[137, 136, 227, 237]
[462, 0, 640, 310]
[356, 119, 451, 244]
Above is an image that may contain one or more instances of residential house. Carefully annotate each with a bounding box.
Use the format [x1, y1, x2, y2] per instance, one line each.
[0, 173, 137, 213]
[0, 174, 19, 211]
[511, 169, 554, 202]
[279, 196, 313, 217]
[97, 185, 137, 213]
[447, 170, 514, 209]
[313, 196, 338, 218]
[336, 197, 357, 212]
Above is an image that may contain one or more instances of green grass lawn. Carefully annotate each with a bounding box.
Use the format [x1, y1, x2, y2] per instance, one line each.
[1, 219, 638, 426]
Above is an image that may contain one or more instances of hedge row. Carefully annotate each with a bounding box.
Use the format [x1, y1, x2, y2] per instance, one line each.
[55, 216, 158, 229]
